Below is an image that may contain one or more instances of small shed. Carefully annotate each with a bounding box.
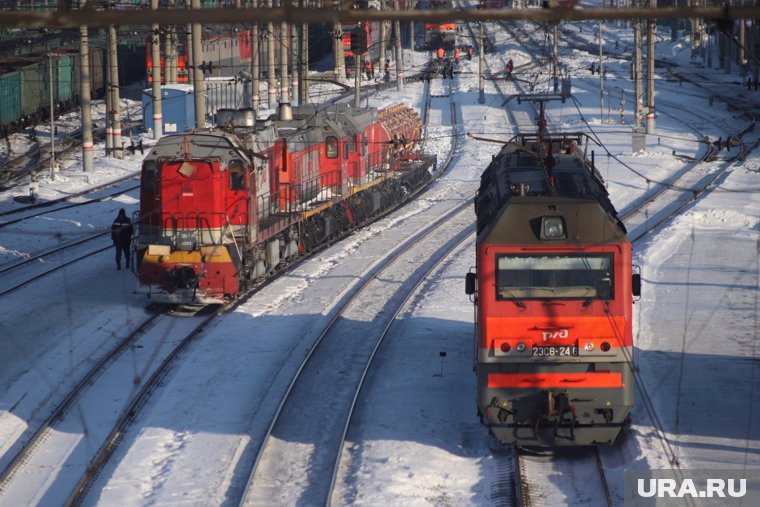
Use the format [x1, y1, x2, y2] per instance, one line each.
[142, 85, 196, 133]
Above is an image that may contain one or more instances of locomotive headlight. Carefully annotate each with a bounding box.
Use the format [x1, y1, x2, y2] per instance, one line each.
[516, 342, 526, 352]
[584, 342, 595, 351]
[541, 216, 567, 240]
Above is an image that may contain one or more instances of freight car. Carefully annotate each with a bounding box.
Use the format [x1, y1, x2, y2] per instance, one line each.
[0, 47, 105, 134]
[465, 130, 640, 447]
[0, 37, 144, 136]
[135, 103, 434, 305]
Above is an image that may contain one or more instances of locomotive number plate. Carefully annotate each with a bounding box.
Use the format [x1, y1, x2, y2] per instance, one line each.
[531, 346, 579, 357]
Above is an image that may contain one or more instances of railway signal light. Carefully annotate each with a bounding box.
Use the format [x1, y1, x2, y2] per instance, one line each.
[350, 26, 367, 55]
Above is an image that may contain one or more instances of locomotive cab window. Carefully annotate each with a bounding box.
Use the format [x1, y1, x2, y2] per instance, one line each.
[142, 161, 157, 191]
[228, 159, 246, 190]
[495, 253, 614, 300]
[326, 136, 339, 159]
[347, 136, 357, 154]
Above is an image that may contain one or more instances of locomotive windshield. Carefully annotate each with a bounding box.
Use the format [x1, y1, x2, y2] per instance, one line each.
[496, 253, 613, 300]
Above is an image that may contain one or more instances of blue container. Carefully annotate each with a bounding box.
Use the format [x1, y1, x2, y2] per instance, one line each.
[142, 85, 196, 133]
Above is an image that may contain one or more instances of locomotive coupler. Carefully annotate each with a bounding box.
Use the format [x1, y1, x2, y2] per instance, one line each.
[545, 390, 576, 441]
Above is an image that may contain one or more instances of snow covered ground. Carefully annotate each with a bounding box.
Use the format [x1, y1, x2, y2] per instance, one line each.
[1, 8, 759, 506]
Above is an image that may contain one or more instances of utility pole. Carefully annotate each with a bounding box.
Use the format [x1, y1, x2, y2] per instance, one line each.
[633, 11, 642, 128]
[478, 21, 484, 104]
[48, 55, 56, 179]
[333, 0, 345, 81]
[288, 6, 298, 106]
[105, 35, 113, 156]
[107, 21, 124, 160]
[408, 0, 414, 50]
[151, 0, 162, 138]
[279, 4, 292, 120]
[552, 22, 559, 92]
[79, 0, 93, 173]
[186, 21, 193, 86]
[191, 0, 205, 128]
[108, 21, 123, 159]
[599, 21, 604, 122]
[394, 16, 404, 91]
[379, 18, 386, 70]
[166, 10, 177, 83]
[646, 0, 656, 132]
[267, 0, 277, 109]
[354, 49, 361, 107]
[300, 0, 309, 104]
[739, 6, 746, 67]
[251, 0, 260, 111]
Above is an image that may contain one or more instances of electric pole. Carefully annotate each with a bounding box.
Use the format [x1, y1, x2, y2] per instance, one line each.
[300, 0, 309, 104]
[267, 0, 277, 109]
[478, 21, 484, 103]
[151, 0, 162, 138]
[251, 0, 260, 111]
[333, 0, 345, 81]
[552, 22, 559, 92]
[191, 0, 205, 128]
[108, 21, 123, 159]
[48, 55, 56, 179]
[279, 7, 292, 120]
[646, 0, 656, 133]
[634, 11, 642, 128]
[395, 16, 404, 91]
[599, 21, 604, 122]
[79, 0, 93, 173]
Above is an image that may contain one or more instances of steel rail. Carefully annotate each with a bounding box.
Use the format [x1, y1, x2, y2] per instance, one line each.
[325, 222, 476, 505]
[63, 308, 224, 506]
[0, 312, 164, 494]
[239, 76, 461, 506]
[239, 197, 475, 506]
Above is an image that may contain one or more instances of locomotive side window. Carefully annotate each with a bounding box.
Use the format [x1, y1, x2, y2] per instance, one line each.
[229, 159, 246, 190]
[495, 253, 614, 300]
[142, 161, 157, 191]
[326, 136, 339, 159]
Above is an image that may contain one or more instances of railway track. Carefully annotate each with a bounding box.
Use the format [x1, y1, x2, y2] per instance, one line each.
[236, 76, 461, 506]
[241, 202, 474, 505]
[517, 447, 612, 507]
[0, 308, 218, 505]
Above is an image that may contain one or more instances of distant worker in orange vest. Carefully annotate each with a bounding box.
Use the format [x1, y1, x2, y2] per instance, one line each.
[365, 59, 374, 80]
[437, 47, 444, 59]
[454, 47, 460, 63]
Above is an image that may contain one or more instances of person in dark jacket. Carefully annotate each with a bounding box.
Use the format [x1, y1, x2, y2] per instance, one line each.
[111, 208, 134, 270]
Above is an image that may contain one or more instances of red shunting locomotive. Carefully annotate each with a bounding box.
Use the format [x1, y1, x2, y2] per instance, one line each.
[466, 132, 641, 447]
[135, 103, 434, 305]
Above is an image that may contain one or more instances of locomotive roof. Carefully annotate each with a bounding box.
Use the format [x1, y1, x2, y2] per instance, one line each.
[143, 126, 277, 166]
[475, 135, 627, 244]
[279, 104, 378, 134]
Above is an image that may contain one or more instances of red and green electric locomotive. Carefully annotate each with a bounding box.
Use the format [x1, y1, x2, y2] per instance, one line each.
[466, 132, 640, 447]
